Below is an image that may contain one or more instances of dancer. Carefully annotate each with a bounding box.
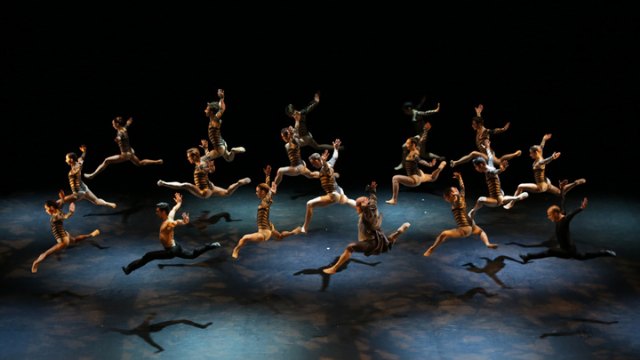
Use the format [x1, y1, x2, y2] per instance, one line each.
[84, 116, 163, 179]
[157, 141, 251, 199]
[271, 125, 318, 193]
[396, 100, 444, 166]
[323, 181, 410, 274]
[231, 166, 302, 259]
[467, 153, 528, 220]
[58, 145, 117, 209]
[503, 133, 586, 209]
[204, 89, 246, 161]
[394, 118, 445, 170]
[520, 197, 616, 262]
[424, 172, 497, 256]
[301, 139, 356, 233]
[122, 193, 221, 274]
[32, 198, 101, 273]
[402, 98, 439, 133]
[386, 135, 447, 205]
[285, 92, 335, 151]
[450, 104, 521, 168]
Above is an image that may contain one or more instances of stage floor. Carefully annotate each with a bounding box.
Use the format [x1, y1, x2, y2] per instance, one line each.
[1, 183, 639, 359]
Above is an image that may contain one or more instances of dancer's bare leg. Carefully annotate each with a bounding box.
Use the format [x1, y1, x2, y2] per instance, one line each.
[222, 146, 246, 162]
[386, 175, 419, 205]
[504, 183, 540, 209]
[71, 229, 101, 244]
[495, 150, 522, 167]
[210, 178, 251, 197]
[232, 232, 266, 259]
[157, 181, 207, 199]
[472, 225, 497, 249]
[85, 189, 117, 209]
[323, 247, 354, 274]
[424, 228, 466, 257]
[273, 226, 302, 240]
[32, 242, 67, 273]
[301, 195, 336, 233]
[423, 161, 447, 182]
[31, 230, 100, 273]
[130, 154, 163, 167]
[450, 151, 486, 168]
[84, 154, 128, 179]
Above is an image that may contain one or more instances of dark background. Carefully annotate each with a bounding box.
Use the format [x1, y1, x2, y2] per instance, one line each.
[3, 6, 638, 197]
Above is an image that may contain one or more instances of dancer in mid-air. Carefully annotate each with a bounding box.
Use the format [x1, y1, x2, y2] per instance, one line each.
[122, 192, 221, 274]
[503, 133, 586, 209]
[32, 197, 101, 273]
[231, 166, 302, 259]
[386, 134, 447, 205]
[58, 145, 117, 209]
[323, 181, 410, 274]
[519, 197, 616, 263]
[424, 172, 498, 256]
[394, 99, 444, 171]
[467, 153, 528, 221]
[286, 92, 336, 151]
[204, 89, 246, 161]
[271, 125, 318, 193]
[301, 139, 356, 233]
[157, 141, 251, 199]
[450, 104, 521, 169]
[84, 116, 163, 179]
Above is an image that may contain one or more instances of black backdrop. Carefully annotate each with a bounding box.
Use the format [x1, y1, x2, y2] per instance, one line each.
[4, 7, 638, 196]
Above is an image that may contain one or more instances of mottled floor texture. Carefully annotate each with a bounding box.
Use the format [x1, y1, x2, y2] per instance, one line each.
[1, 182, 639, 360]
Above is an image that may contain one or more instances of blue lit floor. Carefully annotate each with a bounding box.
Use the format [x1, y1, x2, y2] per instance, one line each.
[1, 183, 638, 359]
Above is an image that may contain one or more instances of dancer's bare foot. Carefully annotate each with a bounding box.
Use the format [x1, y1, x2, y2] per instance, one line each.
[503, 200, 515, 210]
[487, 243, 498, 249]
[90, 229, 100, 237]
[31, 255, 45, 273]
[385, 199, 397, 205]
[323, 267, 337, 275]
[423, 248, 434, 257]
